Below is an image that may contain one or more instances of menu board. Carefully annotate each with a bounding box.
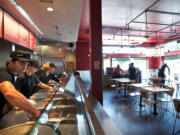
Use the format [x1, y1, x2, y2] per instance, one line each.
[4, 12, 19, 44]
[3, 11, 36, 51]
[30, 33, 36, 51]
[0, 8, 2, 37]
[19, 23, 30, 48]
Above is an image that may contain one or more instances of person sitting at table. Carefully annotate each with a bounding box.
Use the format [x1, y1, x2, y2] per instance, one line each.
[15, 60, 53, 98]
[128, 63, 136, 82]
[113, 64, 123, 78]
[158, 63, 170, 86]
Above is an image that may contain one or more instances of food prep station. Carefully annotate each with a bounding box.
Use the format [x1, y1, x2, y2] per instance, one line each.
[0, 76, 93, 135]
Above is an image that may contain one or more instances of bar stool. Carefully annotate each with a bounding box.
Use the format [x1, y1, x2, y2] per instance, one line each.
[172, 99, 180, 135]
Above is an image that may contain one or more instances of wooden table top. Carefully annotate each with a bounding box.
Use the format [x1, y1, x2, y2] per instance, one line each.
[130, 83, 152, 88]
[111, 78, 131, 83]
[141, 86, 171, 93]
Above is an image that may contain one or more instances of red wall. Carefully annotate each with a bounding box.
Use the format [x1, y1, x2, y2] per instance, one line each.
[164, 50, 180, 56]
[0, 8, 2, 37]
[76, 41, 90, 70]
[147, 56, 162, 69]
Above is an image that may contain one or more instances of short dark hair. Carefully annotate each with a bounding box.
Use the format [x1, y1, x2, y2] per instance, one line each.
[28, 60, 40, 69]
[49, 62, 56, 68]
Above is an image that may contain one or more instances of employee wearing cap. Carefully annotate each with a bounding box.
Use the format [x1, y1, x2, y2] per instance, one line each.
[35, 62, 60, 85]
[0, 50, 40, 119]
[16, 60, 53, 98]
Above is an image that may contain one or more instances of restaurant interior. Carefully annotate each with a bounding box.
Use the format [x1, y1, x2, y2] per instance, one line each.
[0, 0, 180, 135]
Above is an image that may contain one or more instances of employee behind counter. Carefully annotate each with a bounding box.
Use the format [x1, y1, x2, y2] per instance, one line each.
[0, 50, 40, 120]
[35, 62, 61, 85]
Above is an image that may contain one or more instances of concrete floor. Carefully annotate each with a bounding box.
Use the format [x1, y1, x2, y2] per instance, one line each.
[103, 89, 180, 135]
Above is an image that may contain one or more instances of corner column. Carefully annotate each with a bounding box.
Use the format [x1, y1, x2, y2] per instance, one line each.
[89, 0, 103, 104]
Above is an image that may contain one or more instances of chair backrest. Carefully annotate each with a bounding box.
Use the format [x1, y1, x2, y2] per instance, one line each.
[131, 80, 136, 84]
[164, 86, 174, 97]
[148, 82, 153, 86]
[140, 90, 149, 99]
[173, 99, 180, 113]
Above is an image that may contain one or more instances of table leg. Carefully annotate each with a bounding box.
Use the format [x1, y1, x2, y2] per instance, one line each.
[153, 93, 158, 115]
[124, 83, 127, 97]
[139, 94, 142, 107]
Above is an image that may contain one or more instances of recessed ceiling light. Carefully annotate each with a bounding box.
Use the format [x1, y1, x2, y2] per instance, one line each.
[47, 7, 54, 12]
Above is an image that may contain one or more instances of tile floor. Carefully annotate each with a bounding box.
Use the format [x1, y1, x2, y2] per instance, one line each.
[103, 89, 180, 135]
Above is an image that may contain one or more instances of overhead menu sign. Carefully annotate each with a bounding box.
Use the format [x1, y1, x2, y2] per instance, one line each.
[3, 11, 36, 51]
[0, 8, 2, 37]
[19, 23, 30, 48]
[30, 33, 36, 51]
[4, 12, 19, 44]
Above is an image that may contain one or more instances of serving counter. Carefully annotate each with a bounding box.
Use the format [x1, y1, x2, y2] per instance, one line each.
[0, 75, 122, 135]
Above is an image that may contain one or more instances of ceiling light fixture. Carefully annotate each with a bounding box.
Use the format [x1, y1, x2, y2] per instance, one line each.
[47, 7, 54, 12]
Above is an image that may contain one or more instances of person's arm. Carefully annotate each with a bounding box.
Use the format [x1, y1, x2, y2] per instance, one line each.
[37, 82, 53, 93]
[0, 81, 40, 117]
[120, 68, 123, 73]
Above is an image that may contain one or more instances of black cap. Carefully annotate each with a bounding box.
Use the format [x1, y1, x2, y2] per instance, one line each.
[28, 60, 40, 68]
[10, 50, 32, 62]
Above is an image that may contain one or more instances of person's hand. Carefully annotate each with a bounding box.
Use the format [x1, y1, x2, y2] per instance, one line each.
[48, 87, 53, 94]
[35, 110, 40, 118]
[14, 106, 21, 110]
[48, 80, 53, 85]
[29, 110, 40, 120]
[59, 79, 63, 84]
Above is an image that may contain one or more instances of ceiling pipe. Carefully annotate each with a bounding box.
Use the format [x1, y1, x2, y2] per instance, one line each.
[114, 0, 160, 37]
[121, 29, 174, 34]
[132, 21, 180, 26]
[148, 20, 180, 36]
[147, 10, 180, 16]
[114, 34, 180, 40]
[120, 0, 160, 31]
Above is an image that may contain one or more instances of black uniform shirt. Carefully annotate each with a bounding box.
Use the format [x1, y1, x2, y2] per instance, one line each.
[35, 70, 50, 84]
[15, 73, 40, 98]
[158, 64, 167, 78]
[128, 66, 136, 80]
[49, 73, 59, 83]
[0, 67, 15, 119]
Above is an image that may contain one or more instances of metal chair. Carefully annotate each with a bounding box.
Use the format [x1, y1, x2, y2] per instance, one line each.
[140, 90, 161, 116]
[128, 80, 140, 99]
[172, 99, 180, 135]
[115, 81, 124, 94]
[127, 80, 141, 109]
[159, 86, 175, 117]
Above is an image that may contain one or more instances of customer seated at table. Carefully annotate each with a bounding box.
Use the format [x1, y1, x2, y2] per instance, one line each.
[113, 64, 123, 78]
[158, 63, 170, 86]
[128, 63, 136, 81]
[15, 60, 53, 98]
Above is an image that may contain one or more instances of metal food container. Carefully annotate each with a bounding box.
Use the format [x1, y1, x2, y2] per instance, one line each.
[0, 122, 61, 135]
